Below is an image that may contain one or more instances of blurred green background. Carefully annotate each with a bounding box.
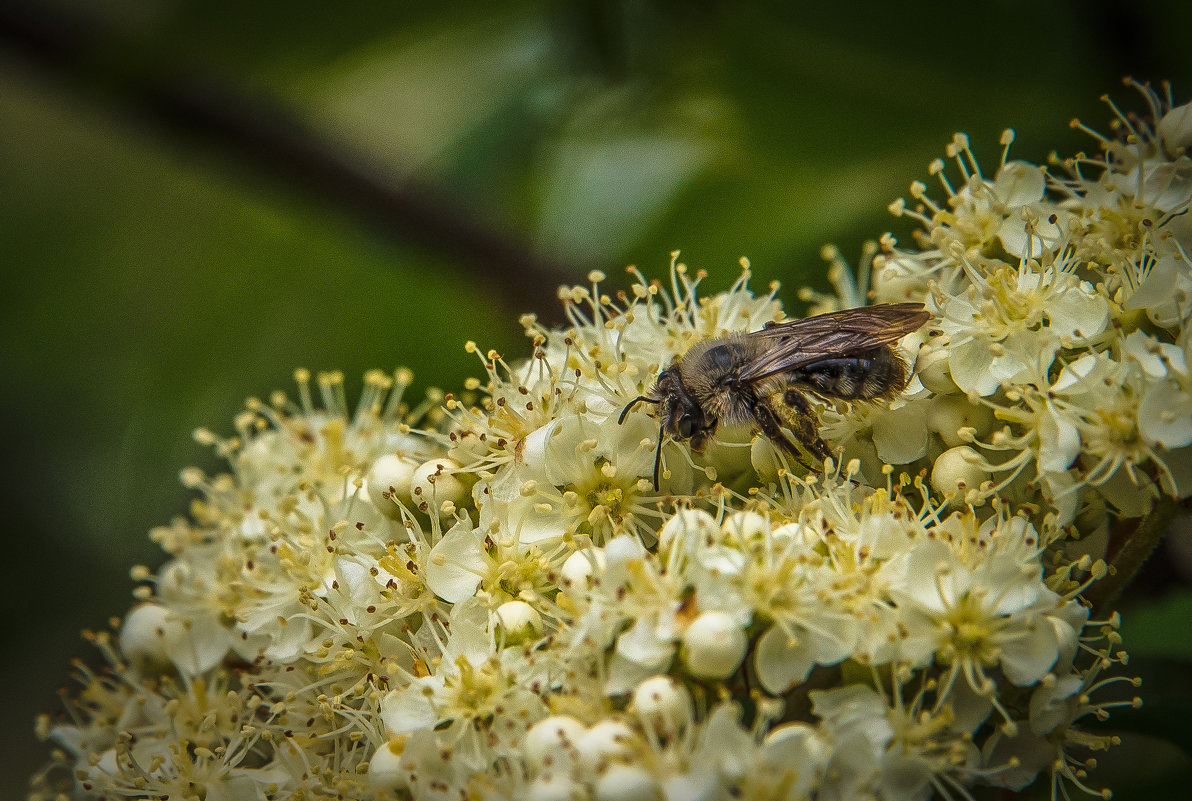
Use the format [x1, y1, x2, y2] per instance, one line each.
[3, 1, 1191, 798]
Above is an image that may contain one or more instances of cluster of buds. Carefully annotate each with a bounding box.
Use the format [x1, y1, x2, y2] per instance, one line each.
[30, 82, 1189, 801]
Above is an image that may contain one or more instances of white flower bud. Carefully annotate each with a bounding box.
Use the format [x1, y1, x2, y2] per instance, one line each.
[720, 511, 769, 544]
[595, 764, 662, 801]
[523, 714, 585, 777]
[602, 535, 646, 588]
[915, 342, 958, 395]
[680, 611, 747, 680]
[367, 737, 409, 792]
[657, 508, 716, 554]
[927, 394, 995, 447]
[560, 548, 605, 593]
[155, 559, 197, 604]
[762, 721, 828, 758]
[930, 446, 992, 497]
[120, 603, 173, 664]
[366, 453, 416, 517]
[527, 773, 582, 801]
[575, 718, 636, 772]
[410, 458, 468, 518]
[772, 521, 817, 548]
[495, 600, 543, 645]
[663, 774, 719, 801]
[750, 435, 783, 482]
[632, 675, 692, 738]
[605, 534, 646, 565]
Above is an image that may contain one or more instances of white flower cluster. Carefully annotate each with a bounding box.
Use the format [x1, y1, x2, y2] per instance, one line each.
[32, 83, 1189, 801]
[858, 82, 1192, 532]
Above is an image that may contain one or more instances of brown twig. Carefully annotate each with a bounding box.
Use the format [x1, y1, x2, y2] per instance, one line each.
[1085, 495, 1180, 615]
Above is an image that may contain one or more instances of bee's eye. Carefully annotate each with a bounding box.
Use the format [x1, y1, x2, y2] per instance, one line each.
[676, 413, 695, 438]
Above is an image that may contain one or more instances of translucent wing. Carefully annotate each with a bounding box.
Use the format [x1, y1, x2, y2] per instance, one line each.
[734, 303, 930, 383]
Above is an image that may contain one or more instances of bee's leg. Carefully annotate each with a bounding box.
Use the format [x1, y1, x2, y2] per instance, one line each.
[751, 395, 818, 473]
[777, 389, 832, 462]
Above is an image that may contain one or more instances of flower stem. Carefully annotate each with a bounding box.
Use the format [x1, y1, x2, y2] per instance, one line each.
[1085, 495, 1180, 614]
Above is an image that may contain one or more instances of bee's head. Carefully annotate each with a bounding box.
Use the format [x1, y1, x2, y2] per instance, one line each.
[651, 368, 704, 444]
[616, 366, 701, 491]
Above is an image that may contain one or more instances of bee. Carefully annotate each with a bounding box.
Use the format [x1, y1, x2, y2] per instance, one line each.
[619, 303, 931, 488]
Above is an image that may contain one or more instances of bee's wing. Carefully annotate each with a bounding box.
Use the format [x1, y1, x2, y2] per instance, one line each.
[734, 303, 930, 383]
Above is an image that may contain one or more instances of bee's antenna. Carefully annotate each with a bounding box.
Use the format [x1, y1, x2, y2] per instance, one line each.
[618, 396, 653, 425]
[618, 394, 664, 489]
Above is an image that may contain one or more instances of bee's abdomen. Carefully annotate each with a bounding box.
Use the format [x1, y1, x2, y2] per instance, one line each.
[791, 347, 906, 400]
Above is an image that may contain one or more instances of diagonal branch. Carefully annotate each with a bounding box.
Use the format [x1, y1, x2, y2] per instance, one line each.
[0, 0, 584, 324]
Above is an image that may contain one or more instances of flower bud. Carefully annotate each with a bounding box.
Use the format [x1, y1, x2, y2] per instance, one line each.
[915, 342, 958, 395]
[720, 511, 769, 544]
[595, 764, 662, 801]
[632, 675, 692, 738]
[367, 737, 409, 792]
[495, 600, 543, 645]
[657, 509, 716, 554]
[680, 611, 747, 680]
[575, 718, 636, 772]
[560, 548, 605, 595]
[930, 446, 992, 497]
[602, 535, 646, 589]
[927, 394, 995, 447]
[366, 453, 417, 517]
[120, 603, 173, 664]
[522, 715, 585, 776]
[410, 458, 468, 518]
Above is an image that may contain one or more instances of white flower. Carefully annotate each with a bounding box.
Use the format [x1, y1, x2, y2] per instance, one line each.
[885, 533, 1082, 691]
[938, 260, 1108, 396]
[738, 514, 861, 693]
[499, 411, 688, 544]
[380, 603, 548, 760]
[1126, 329, 1192, 448]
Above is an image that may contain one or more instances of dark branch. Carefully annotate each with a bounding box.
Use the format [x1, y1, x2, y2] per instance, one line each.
[0, 0, 585, 324]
